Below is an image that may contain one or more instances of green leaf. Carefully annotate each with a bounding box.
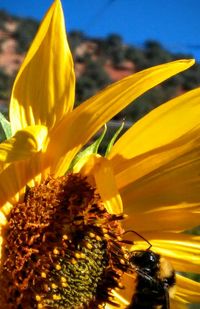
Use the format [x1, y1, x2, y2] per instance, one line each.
[0, 112, 12, 142]
[105, 121, 124, 157]
[69, 125, 107, 170]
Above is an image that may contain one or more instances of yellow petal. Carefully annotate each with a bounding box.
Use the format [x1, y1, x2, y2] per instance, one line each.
[105, 273, 136, 308]
[10, 0, 75, 134]
[0, 211, 7, 226]
[72, 153, 99, 176]
[0, 125, 48, 164]
[121, 208, 200, 233]
[105, 304, 126, 309]
[116, 148, 200, 231]
[0, 151, 50, 212]
[109, 88, 200, 227]
[176, 275, 200, 303]
[74, 154, 123, 214]
[0, 161, 25, 211]
[131, 233, 200, 274]
[47, 59, 194, 175]
[111, 290, 130, 307]
[109, 87, 200, 166]
[171, 299, 188, 309]
[117, 272, 136, 306]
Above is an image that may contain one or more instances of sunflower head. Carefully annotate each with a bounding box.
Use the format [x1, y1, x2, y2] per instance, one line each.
[1, 173, 130, 308]
[0, 0, 200, 308]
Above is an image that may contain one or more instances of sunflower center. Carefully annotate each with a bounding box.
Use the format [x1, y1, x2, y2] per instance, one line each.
[0, 173, 128, 309]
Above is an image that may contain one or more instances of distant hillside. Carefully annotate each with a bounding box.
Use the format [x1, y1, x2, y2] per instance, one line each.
[0, 10, 38, 110]
[0, 9, 200, 122]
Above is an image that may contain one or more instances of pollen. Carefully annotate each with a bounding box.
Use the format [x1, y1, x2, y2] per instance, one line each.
[74, 252, 81, 259]
[55, 264, 61, 270]
[35, 295, 41, 301]
[62, 282, 68, 288]
[53, 294, 61, 300]
[89, 232, 95, 238]
[104, 233, 110, 240]
[53, 248, 60, 255]
[0, 173, 129, 308]
[80, 252, 86, 259]
[61, 276, 67, 283]
[70, 258, 77, 264]
[120, 258, 126, 265]
[41, 272, 46, 278]
[51, 283, 58, 289]
[86, 242, 93, 249]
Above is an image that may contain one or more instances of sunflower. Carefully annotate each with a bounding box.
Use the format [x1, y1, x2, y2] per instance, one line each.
[0, 0, 199, 308]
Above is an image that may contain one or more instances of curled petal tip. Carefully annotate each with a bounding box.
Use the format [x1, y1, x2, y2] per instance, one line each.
[184, 58, 195, 65]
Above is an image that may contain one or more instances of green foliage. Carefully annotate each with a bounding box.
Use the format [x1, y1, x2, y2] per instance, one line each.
[12, 18, 39, 53]
[70, 125, 107, 170]
[0, 10, 18, 28]
[125, 46, 149, 70]
[0, 112, 12, 142]
[105, 122, 124, 157]
[0, 70, 14, 100]
[144, 40, 172, 65]
[68, 31, 85, 52]
[103, 34, 125, 65]
[76, 57, 111, 104]
[76, 75, 97, 103]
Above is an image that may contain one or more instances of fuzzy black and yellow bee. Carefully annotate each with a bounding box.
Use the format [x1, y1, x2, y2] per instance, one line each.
[127, 249, 176, 309]
[121, 231, 176, 309]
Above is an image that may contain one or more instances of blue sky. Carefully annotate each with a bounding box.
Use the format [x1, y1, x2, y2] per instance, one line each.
[1, 0, 200, 61]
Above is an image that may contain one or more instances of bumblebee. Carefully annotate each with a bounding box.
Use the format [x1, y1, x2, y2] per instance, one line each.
[127, 250, 176, 309]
